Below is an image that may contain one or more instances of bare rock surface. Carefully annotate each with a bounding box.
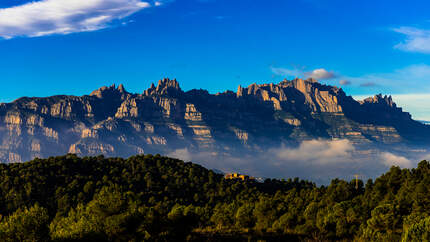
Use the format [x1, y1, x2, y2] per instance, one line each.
[0, 78, 428, 163]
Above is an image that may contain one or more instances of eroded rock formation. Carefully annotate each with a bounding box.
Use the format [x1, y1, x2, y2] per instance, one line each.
[0, 78, 428, 163]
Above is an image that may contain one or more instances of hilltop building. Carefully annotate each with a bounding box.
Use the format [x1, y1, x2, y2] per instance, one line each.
[225, 173, 254, 181]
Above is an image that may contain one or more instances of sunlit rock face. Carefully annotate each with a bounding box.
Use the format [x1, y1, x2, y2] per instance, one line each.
[0, 78, 428, 163]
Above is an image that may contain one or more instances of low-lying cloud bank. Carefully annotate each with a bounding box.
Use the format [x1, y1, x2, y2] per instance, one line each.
[273, 139, 355, 165]
[166, 139, 425, 184]
[380, 152, 413, 168]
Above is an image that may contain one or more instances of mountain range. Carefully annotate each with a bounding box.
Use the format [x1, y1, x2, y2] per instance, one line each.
[0, 78, 429, 163]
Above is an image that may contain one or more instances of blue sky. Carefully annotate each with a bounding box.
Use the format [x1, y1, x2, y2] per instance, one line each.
[1, 0, 430, 119]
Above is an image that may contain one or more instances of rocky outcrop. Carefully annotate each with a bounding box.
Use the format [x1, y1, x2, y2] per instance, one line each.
[144, 78, 182, 96]
[361, 94, 396, 107]
[90, 84, 128, 99]
[0, 78, 428, 163]
[236, 78, 345, 114]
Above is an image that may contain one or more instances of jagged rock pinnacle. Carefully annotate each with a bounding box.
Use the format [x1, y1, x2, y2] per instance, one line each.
[362, 94, 396, 108]
[90, 84, 128, 98]
[237, 85, 244, 97]
[144, 78, 182, 96]
[117, 84, 126, 93]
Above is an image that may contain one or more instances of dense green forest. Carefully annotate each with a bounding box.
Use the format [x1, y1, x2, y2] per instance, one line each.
[0, 154, 430, 241]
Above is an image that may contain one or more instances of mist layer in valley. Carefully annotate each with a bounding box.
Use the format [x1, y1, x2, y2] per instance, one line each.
[166, 140, 428, 184]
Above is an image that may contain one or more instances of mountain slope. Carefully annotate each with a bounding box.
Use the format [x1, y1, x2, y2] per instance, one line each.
[0, 78, 428, 163]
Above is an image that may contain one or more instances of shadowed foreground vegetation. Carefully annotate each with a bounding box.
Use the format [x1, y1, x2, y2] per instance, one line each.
[0, 154, 430, 241]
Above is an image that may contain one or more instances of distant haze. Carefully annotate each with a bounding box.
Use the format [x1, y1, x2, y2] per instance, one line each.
[354, 94, 430, 121]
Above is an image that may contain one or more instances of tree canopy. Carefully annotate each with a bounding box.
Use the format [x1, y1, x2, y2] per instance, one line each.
[0, 154, 429, 241]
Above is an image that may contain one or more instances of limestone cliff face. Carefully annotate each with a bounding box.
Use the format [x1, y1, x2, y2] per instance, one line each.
[237, 78, 344, 113]
[0, 78, 428, 163]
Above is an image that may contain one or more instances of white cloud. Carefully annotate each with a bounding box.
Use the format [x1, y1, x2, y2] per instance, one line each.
[305, 68, 336, 80]
[273, 139, 355, 165]
[380, 152, 412, 168]
[0, 0, 162, 39]
[393, 27, 430, 54]
[271, 66, 336, 80]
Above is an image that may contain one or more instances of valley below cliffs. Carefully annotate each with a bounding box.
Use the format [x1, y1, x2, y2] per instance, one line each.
[0, 78, 429, 179]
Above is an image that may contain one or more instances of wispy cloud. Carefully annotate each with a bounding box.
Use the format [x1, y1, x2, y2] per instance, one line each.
[393, 27, 430, 54]
[272, 63, 430, 94]
[0, 0, 166, 39]
[270, 66, 303, 77]
[271, 66, 336, 80]
[360, 82, 377, 87]
[346, 64, 430, 93]
[339, 80, 351, 85]
[215, 15, 229, 20]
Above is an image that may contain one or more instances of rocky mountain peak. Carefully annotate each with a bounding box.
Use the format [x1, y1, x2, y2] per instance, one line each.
[236, 85, 244, 97]
[90, 84, 128, 98]
[0, 77, 429, 163]
[362, 94, 396, 108]
[158, 78, 180, 90]
[144, 78, 182, 96]
[117, 84, 126, 93]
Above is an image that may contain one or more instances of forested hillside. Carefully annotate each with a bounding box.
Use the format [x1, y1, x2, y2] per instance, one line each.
[0, 154, 430, 241]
